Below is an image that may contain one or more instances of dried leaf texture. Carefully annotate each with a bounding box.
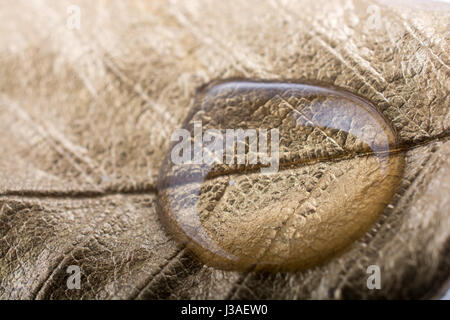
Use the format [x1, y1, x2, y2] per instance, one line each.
[0, 0, 449, 299]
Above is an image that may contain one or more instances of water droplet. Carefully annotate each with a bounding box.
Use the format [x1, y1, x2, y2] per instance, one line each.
[157, 80, 405, 271]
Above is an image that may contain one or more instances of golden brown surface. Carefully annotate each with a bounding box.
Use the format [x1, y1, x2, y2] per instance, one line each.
[0, 0, 449, 299]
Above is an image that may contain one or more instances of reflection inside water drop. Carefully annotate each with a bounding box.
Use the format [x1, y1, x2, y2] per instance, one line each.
[157, 80, 404, 271]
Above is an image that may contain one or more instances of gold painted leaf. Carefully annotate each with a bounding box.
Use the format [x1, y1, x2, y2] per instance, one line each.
[0, 0, 448, 299]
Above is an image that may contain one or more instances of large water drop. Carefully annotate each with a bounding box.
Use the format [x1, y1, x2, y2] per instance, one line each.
[157, 80, 405, 271]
